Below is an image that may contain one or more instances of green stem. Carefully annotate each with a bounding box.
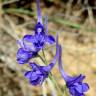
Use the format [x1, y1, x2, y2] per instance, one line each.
[42, 49, 47, 65]
[37, 54, 46, 64]
[38, 50, 63, 95]
[3, 8, 34, 16]
[41, 49, 63, 96]
[63, 85, 70, 96]
[48, 73, 64, 96]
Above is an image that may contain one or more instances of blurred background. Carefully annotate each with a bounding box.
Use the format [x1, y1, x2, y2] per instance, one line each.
[0, 0, 96, 96]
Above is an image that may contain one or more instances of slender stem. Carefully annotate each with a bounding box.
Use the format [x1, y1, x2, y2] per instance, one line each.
[41, 49, 63, 96]
[64, 86, 70, 96]
[37, 54, 46, 64]
[37, 49, 63, 95]
[47, 78, 57, 96]
[48, 74, 64, 96]
[42, 49, 48, 65]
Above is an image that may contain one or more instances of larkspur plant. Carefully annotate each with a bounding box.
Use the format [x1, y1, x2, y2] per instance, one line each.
[17, 0, 55, 64]
[16, 0, 89, 96]
[58, 45, 89, 96]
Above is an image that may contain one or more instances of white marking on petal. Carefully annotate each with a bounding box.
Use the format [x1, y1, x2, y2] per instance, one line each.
[37, 27, 42, 33]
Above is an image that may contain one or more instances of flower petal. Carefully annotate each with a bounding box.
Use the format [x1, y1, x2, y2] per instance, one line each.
[24, 71, 32, 79]
[23, 35, 36, 51]
[74, 74, 85, 83]
[30, 72, 39, 81]
[69, 86, 85, 96]
[46, 35, 55, 44]
[30, 76, 43, 85]
[17, 48, 37, 64]
[17, 40, 24, 48]
[69, 87, 76, 95]
[82, 83, 89, 92]
[23, 35, 35, 42]
[74, 83, 83, 93]
[67, 74, 85, 85]
[29, 62, 39, 70]
[17, 48, 30, 64]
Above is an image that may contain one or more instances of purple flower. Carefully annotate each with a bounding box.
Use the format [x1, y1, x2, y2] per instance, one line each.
[16, 0, 55, 64]
[24, 62, 49, 85]
[22, 0, 55, 51]
[36, 0, 55, 42]
[17, 48, 37, 64]
[16, 39, 38, 64]
[58, 46, 89, 96]
[24, 35, 59, 85]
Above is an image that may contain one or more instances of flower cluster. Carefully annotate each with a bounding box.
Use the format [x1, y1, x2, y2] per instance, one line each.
[16, 0, 89, 95]
[17, 0, 55, 64]
[24, 34, 59, 85]
[16, 0, 57, 86]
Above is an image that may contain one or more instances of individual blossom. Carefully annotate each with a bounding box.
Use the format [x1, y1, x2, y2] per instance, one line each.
[17, 48, 37, 64]
[24, 35, 59, 85]
[58, 46, 89, 96]
[23, 0, 55, 51]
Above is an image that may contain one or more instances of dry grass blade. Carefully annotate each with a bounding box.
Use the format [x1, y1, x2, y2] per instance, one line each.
[2, 0, 20, 5]
[42, 82, 47, 96]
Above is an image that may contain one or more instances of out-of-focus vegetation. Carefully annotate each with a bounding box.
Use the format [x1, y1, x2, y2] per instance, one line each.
[0, 0, 96, 96]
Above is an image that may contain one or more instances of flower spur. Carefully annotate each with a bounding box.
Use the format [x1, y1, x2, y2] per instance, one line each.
[58, 46, 89, 96]
[24, 34, 59, 85]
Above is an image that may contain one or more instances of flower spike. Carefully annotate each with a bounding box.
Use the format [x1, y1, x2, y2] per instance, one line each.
[24, 34, 59, 85]
[58, 46, 89, 96]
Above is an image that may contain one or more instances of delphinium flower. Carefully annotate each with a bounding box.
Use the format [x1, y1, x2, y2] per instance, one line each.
[16, 0, 55, 64]
[24, 35, 59, 85]
[58, 46, 89, 96]
[17, 48, 37, 64]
